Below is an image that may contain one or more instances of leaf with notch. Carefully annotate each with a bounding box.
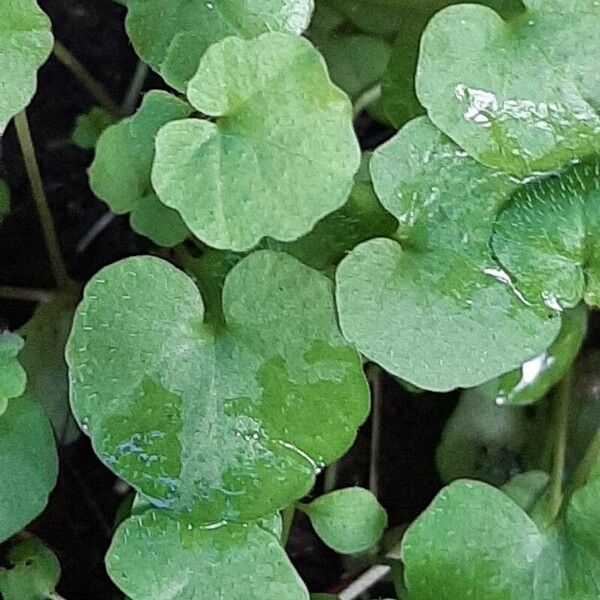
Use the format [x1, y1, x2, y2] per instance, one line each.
[0, 0, 53, 134]
[90, 90, 191, 247]
[124, 0, 314, 92]
[336, 116, 560, 391]
[153, 33, 360, 252]
[416, 0, 600, 175]
[67, 250, 369, 523]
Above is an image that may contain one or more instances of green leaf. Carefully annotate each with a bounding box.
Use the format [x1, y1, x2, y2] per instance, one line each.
[153, 33, 360, 252]
[0, 0, 53, 134]
[124, 0, 314, 92]
[336, 117, 560, 391]
[107, 509, 309, 600]
[20, 294, 80, 444]
[0, 395, 58, 543]
[300, 487, 387, 554]
[416, 0, 600, 175]
[311, 595, 338, 600]
[90, 90, 191, 247]
[67, 250, 369, 522]
[0, 332, 27, 413]
[501, 471, 549, 512]
[72, 106, 118, 149]
[492, 160, 600, 310]
[400, 456, 600, 599]
[0, 178, 10, 222]
[0, 537, 61, 600]
[325, 0, 402, 36]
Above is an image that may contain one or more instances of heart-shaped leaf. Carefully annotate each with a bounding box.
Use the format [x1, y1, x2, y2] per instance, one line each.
[0, 395, 58, 543]
[0, 332, 27, 414]
[152, 32, 361, 252]
[124, 0, 314, 92]
[492, 159, 600, 310]
[90, 90, 191, 247]
[416, 0, 600, 175]
[107, 509, 308, 600]
[401, 456, 600, 599]
[336, 117, 559, 391]
[0, 0, 53, 134]
[67, 250, 369, 522]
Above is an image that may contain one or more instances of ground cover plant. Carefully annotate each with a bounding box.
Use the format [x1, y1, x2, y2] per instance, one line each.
[1, 0, 600, 598]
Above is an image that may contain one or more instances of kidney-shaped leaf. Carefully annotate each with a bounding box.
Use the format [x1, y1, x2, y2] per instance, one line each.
[67, 250, 369, 522]
[0, 0, 53, 134]
[153, 33, 361, 252]
[125, 0, 314, 92]
[0, 395, 58, 542]
[416, 0, 600, 175]
[336, 117, 560, 391]
[90, 91, 191, 247]
[107, 509, 308, 600]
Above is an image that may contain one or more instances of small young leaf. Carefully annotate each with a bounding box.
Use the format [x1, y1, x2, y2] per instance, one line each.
[0, 395, 58, 543]
[416, 0, 600, 175]
[90, 90, 191, 247]
[0, 179, 10, 222]
[72, 106, 117, 149]
[0, 0, 53, 134]
[301, 487, 387, 554]
[336, 117, 559, 391]
[0, 537, 61, 600]
[0, 332, 27, 412]
[153, 33, 360, 252]
[400, 454, 600, 599]
[107, 510, 309, 600]
[67, 250, 369, 522]
[124, 0, 314, 91]
[492, 160, 600, 310]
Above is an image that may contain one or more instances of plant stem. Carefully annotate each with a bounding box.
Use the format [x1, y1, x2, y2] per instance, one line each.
[14, 111, 71, 290]
[564, 428, 600, 502]
[280, 504, 295, 547]
[53, 41, 120, 115]
[547, 371, 571, 522]
[122, 60, 149, 115]
[353, 84, 382, 120]
[367, 363, 382, 498]
[0, 285, 54, 303]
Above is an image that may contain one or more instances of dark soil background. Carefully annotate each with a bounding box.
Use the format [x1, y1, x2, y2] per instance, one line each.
[0, 1, 458, 597]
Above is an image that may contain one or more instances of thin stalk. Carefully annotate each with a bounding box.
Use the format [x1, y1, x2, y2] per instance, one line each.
[53, 41, 120, 115]
[280, 504, 295, 547]
[0, 285, 54, 303]
[14, 111, 71, 290]
[564, 428, 600, 503]
[547, 372, 572, 523]
[353, 84, 382, 119]
[367, 363, 382, 498]
[122, 60, 150, 115]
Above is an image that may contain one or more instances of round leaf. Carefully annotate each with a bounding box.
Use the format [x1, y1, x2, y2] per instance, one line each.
[301, 487, 387, 554]
[125, 0, 314, 91]
[67, 250, 369, 522]
[416, 1, 600, 175]
[0, 332, 26, 410]
[0, 395, 58, 542]
[336, 117, 559, 391]
[153, 33, 361, 251]
[0, 0, 53, 134]
[107, 510, 309, 600]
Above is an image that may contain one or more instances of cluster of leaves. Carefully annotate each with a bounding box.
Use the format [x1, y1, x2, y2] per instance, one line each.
[2, 0, 600, 598]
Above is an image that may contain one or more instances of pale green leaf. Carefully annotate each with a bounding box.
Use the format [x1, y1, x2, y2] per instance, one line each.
[0, 537, 61, 600]
[336, 117, 559, 391]
[125, 0, 314, 91]
[107, 510, 308, 600]
[0, 179, 10, 222]
[416, 0, 600, 175]
[301, 487, 387, 554]
[67, 250, 369, 522]
[0, 0, 53, 134]
[153, 33, 360, 251]
[0, 395, 58, 543]
[90, 90, 191, 247]
[0, 332, 27, 411]
[492, 160, 600, 310]
[400, 456, 600, 599]
[72, 106, 118, 149]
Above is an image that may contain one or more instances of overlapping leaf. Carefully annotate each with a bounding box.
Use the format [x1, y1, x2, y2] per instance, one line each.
[401, 454, 600, 599]
[416, 0, 600, 175]
[0, 332, 27, 415]
[67, 250, 369, 523]
[336, 117, 560, 391]
[124, 0, 314, 91]
[0, 0, 53, 134]
[107, 509, 309, 600]
[153, 33, 360, 252]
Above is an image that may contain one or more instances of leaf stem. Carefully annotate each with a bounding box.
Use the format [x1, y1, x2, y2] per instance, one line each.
[122, 60, 150, 115]
[547, 371, 571, 523]
[564, 427, 600, 502]
[353, 84, 382, 120]
[52, 41, 120, 115]
[280, 504, 295, 547]
[367, 363, 382, 498]
[14, 111, 71, 291]
[0, 285, 54, 303]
